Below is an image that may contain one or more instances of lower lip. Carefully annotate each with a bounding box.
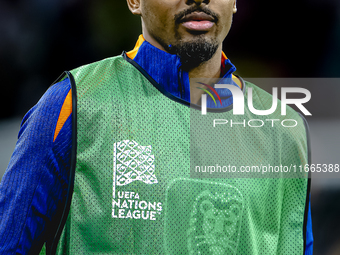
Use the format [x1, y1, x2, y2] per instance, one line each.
[182, 21, 214, 31]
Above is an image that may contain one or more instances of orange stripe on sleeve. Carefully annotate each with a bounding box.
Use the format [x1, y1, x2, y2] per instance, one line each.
[54, 90, 72, 142]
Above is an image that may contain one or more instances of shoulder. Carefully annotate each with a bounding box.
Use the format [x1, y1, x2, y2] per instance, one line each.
[19, 78, 72, 142]
[243, 79, 310, 146]
[70, 55, 131, 81]
[70, 55, 141, 100]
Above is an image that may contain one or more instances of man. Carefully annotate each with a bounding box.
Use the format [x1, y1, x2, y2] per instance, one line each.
[0, 0, 313, 254]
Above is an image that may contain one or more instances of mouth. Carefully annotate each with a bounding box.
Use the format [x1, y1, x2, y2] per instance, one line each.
[180, 12, 216, 31]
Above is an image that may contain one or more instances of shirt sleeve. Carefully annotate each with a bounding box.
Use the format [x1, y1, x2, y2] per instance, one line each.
[305, 196, 314, 255]
[0, 78, 72, 255]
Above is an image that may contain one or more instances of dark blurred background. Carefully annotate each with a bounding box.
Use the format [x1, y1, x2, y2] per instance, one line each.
[0, 0, 339, 254]
[0, 0, 339, 118]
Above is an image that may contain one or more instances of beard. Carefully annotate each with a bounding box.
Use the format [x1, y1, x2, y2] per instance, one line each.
[163, 35, 219, 71]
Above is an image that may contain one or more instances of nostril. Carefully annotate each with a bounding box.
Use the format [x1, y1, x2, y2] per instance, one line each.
[185, 0, 210, 6]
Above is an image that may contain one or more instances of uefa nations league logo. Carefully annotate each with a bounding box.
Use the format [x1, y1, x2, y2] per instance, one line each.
[113, 140, 158, 197]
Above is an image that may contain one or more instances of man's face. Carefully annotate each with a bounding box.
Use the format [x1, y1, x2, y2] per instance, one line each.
[130, 0, 237, 68]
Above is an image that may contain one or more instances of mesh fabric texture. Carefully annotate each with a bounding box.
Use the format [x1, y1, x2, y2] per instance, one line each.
[53, 56, 309, 255]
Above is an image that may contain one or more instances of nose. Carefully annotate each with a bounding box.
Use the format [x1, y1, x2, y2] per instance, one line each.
[214, 216, 224, 234]
[185, 0, 210, 5]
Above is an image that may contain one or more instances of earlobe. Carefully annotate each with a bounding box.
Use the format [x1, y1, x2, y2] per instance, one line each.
[126, 0, 142, 16]
[233, 0, 237, 14]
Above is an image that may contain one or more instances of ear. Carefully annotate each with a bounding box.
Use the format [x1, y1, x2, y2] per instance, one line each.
[233, 0, 237, 14]
[126, 0, 142, 16]
[200, 200, 214, 215]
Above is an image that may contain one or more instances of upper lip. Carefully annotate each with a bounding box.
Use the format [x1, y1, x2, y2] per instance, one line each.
[180, 12, 216, 23]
